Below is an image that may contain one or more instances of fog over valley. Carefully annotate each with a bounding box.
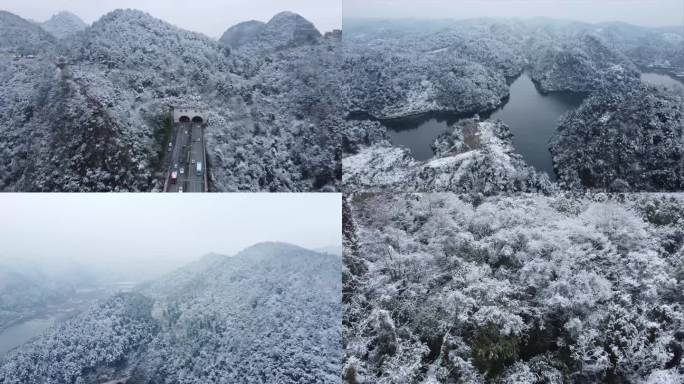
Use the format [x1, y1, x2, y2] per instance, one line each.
[0, 193, 341, 382]
[0, 193, 341, 281]
[344, 0, 684, 28]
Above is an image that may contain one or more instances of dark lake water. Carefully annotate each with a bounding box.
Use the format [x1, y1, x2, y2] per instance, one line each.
[384, 73, 586, 179]
[0, 317, 55, 356]
[488, 73, 586, 179]
[384, 114, 461, 162]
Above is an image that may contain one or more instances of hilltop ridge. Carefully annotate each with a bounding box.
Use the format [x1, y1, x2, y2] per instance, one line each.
[0, 242, 341, 382]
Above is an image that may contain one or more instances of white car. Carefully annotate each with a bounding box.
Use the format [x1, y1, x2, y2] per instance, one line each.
[178, 187, 183, 193]
[191, 159, 196, 164]
[180, 168, 185, 175]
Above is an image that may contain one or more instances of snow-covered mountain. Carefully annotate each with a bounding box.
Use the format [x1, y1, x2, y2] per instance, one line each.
[0, 242, 341, 383]
[551, 83, 684, 191]
[342, 18, 683, 192]
[0, 10, 55, 55]
[527, 33, 640, 92]
[39, 11, 87, 39]
[219, 20, 266, 48]
[220, 11, 322, 52]
[0, 9, 341, 192]
[258, 11, 321, 48]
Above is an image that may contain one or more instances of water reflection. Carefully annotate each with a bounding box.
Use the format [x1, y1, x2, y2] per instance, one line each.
[384, 73, 586, 179]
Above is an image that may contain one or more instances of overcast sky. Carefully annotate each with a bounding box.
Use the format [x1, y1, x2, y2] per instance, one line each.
[344, 0, 684, 27]
[0, 193, 341, 281]
[0, 0, 341, 38]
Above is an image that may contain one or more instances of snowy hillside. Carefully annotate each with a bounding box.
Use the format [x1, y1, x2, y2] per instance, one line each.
[221, 11, 322, 53]
[134, 242, 341, 382]
[341, 18, 683, 192]
[343, 117, 553, 194]
[209, 12, 341, 191]
[219, 20, 266, 48]
[551, 83, 684, 191]
[0, 243, 341, 383]
[39, 11, 87, 39]
[0, 9, 341, 191]
[0, 10, 55, 55]
[0, 267, 75, 330]
[343, 193, 684, 383]
[527, 34, 640, 92]
[0, 293, 158, 383]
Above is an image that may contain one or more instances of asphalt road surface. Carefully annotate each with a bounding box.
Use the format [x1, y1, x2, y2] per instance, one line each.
[165, 122, 205, 192]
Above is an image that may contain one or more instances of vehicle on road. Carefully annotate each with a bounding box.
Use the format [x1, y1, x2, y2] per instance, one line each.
[178, 187, 183, 193]
[170, 171, 178, 184]
[191, 159, 196, 164]
[173, 163, 178, 169]
[168, 142, 172, 151]
[196, 162, 202, 176]
[180, 168, 184, 175]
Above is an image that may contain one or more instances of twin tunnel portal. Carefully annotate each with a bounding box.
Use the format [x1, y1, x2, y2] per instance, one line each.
[179, 115, 204, 124]
[164, 107, 208, 193]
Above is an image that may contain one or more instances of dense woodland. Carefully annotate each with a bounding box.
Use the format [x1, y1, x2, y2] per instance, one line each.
[342, 18, 684, 192]
[0, 10, 341, 191]
[343, 193, 684, 383]
[0, 243, 341, 383]
[342, 117, 553, 194]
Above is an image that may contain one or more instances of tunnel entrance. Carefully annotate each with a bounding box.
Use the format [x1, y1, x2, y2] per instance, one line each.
[173, 107, 207, 124]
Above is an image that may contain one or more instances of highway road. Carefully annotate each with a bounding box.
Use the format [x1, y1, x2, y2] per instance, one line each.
[165, 122, 206, 192]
